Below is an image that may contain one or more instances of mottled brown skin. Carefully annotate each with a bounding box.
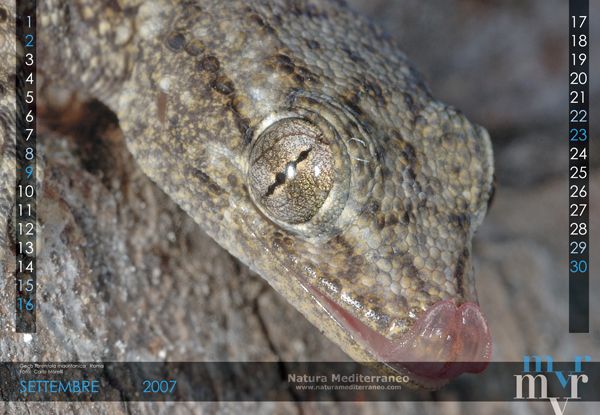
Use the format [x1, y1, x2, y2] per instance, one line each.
[1, 0, 494, 387]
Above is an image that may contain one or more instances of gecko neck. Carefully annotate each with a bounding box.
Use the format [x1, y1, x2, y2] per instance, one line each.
[38, 0, 145, 108]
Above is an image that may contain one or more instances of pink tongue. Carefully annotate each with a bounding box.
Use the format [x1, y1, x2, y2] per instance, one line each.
[317, 293, 492, 381]
[385, 301, 492, 379]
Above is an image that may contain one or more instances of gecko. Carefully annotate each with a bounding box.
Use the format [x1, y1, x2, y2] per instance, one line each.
[0, 0, 495, 388]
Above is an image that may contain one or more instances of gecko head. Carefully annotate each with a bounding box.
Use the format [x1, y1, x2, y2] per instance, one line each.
[125, 0, 495, 389]
[241, 95, 494, 388]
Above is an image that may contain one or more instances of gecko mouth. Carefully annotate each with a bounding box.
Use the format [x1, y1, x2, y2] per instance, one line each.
[310, 286, 492, 386]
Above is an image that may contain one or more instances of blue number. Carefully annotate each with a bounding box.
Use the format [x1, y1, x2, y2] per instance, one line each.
[570, 128, 587, 142]
[25, 165, 33, 179]
[570, 260, 588, 273]
[17, 298, 34, 311]
[25, 34, 34, 47]
[142, 379, 177, 393]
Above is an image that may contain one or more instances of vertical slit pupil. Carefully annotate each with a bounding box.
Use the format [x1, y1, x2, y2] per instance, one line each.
[275, 172, 286, 184]
[263, 147, 312, 198]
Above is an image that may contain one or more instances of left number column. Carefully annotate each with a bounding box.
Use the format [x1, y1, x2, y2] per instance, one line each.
[15, 0, 37, 333]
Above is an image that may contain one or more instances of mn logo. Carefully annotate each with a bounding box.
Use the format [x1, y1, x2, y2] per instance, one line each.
[514, 355, 590, 415]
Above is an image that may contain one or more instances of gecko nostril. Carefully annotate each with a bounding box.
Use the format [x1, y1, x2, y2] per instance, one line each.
[165, 31, 186, 52]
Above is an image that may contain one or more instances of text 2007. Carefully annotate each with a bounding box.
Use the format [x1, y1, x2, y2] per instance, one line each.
[142, 379, 177, 394]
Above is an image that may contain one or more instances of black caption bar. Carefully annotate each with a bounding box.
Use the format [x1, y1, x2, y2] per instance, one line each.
[568, 0, 589, 333]
[0, 361, 597, 402]
[15, 0, 37, 332]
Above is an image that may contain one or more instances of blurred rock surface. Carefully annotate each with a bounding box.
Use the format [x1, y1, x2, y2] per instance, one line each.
[2, 1, 599, 414]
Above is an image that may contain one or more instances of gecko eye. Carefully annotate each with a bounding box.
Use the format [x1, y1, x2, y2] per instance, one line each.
[246, 100, 377, 241]
[248, 118, 335, 224]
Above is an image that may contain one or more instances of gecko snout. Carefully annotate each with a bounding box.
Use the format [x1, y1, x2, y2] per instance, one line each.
[315, 286, 492, 385]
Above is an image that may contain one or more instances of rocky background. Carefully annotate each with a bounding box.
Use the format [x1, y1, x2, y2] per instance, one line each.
[1, 0, 599, 414]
